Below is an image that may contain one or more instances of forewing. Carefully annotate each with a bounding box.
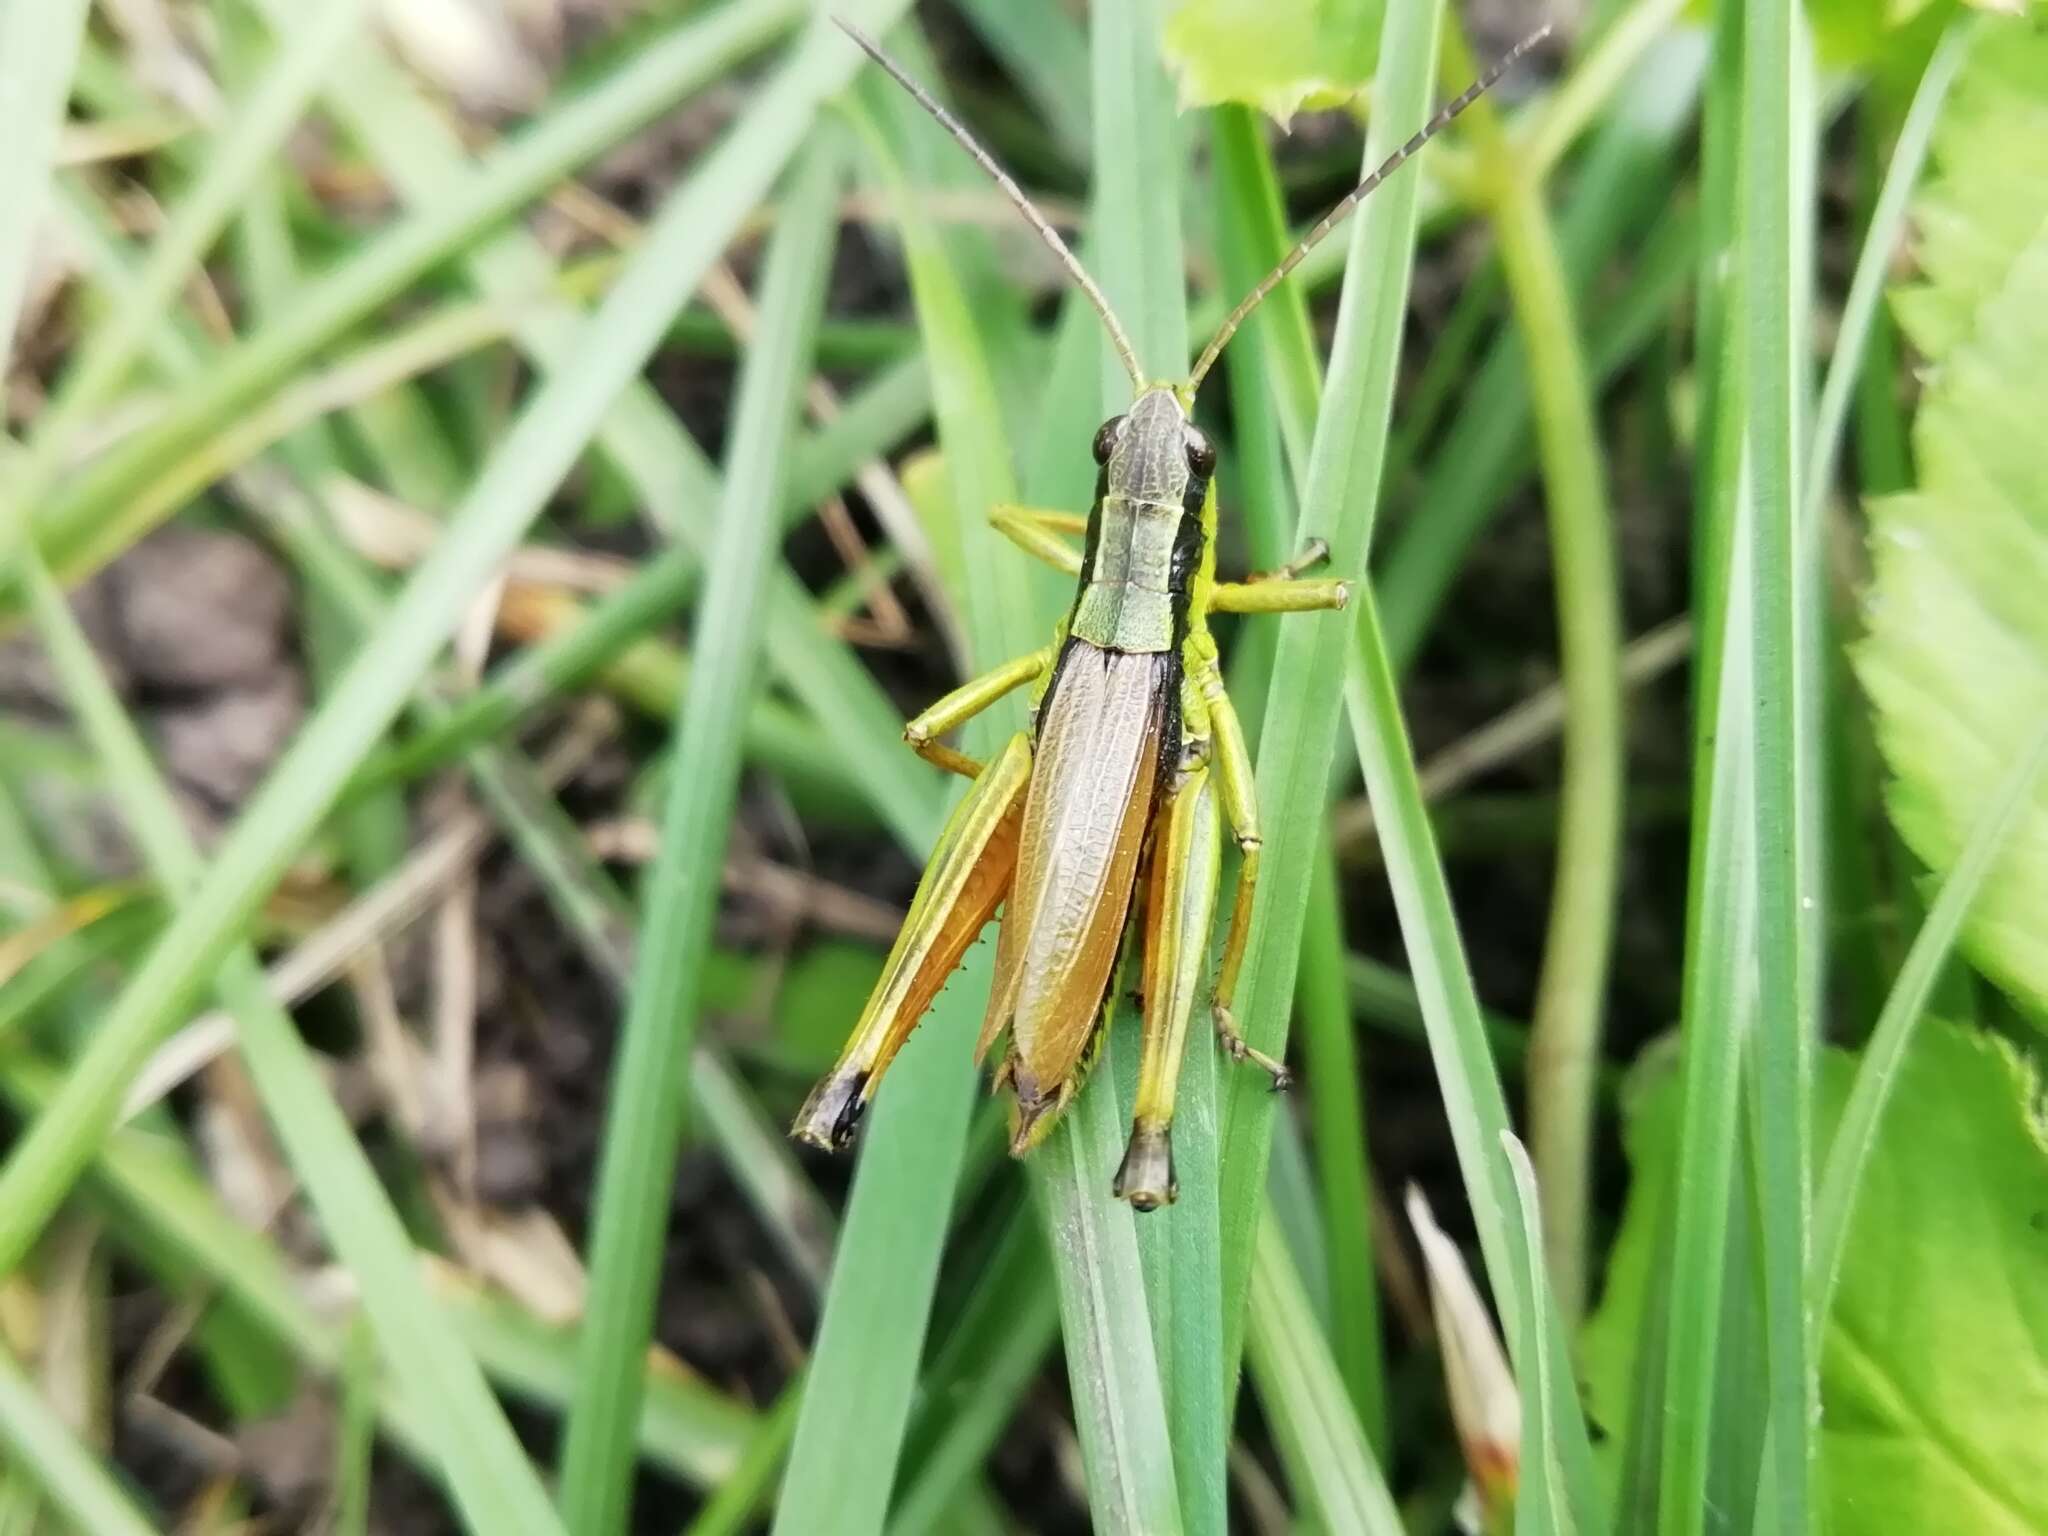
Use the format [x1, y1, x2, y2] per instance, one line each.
[983, 646, 1169, 1107]
[793, 732, 1029, 1148]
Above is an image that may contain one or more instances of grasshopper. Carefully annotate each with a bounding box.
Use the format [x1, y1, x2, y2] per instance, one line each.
[795, 19, 1546, 1209]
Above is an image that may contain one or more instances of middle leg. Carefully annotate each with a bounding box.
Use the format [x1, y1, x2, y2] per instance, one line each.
[905, 644, 1053, 777]
[1199, 663, 1292, 1089]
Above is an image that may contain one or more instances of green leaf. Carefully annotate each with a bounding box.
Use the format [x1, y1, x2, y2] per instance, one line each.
[1586, 1020, 2048, 1534]
[1859, 12, 2048, 1022]
[1817, 1020, 2048, 1535]
[1160, 0, 1383, 123]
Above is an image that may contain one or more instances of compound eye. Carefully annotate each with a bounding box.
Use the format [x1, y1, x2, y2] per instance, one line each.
[1184, 426, 1217, 478]
[1092, 415, 1123, 464]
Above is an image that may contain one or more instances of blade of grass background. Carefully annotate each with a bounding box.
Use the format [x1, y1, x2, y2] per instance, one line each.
[265, 0, 946, 851]
[29, 0, 366, 458]
[1811, 714, 2048, 1329]
[1091, 4, 1223, 1528]
[19, 0, 806, 585]
[1213, 0, 1441, 1375]
[1450, 21, 1625, 1329]
[1799, 16, 1975, 534]
[44, 163, 853, 1300]
[1654, 543, 1759, 1536]
[1636, 6, 1754, 1522]
[555, 136, 842, 1534]
[18, 554, 567, 1534]
[1375, 33, 1703, 672]
[804, 40, 1182, 1535]
[0, 0, 90, 391]
[1499, 1134, 1577, 1536]
[0, 1344, 156, 1536]
[770, 74, 1072, 1536]
[1243, 1217, 1403, 1535]
[1205, 109, 1386, 1446]
[0, 1054, 760, 1490]
[1737, 0, 1816, 1526]
[0, 0, 912, 1283]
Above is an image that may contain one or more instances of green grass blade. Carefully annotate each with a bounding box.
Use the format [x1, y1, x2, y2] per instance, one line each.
[1499, 1133, 1576, 1536]
[1244, 1216, 1403, 1535]
[34, 0, 366, 447]
[556, 135, 843, 1534]
[1214, 0, 1442, 1375]
[1090, 3, 1221, 1527]
[770, 71, 1050, 1536]
[1799, 16, 1976, 532]
[0, 0, 90, 392]
[23, 0, 804, 587]
[1655, 548, 1758, 1536]
[1736, 1, 1815, 1527]
[0, 1344, 156, 1536]
[275, 0, 944, 851]
[1811, 715, 2048, 1326]
[19, 553, 566, 1533]
[0, 0, 907, 1283]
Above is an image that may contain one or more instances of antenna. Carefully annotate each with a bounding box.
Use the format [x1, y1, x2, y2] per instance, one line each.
[837, 18, 1148, 391]
[1186, 22, 1552, 395]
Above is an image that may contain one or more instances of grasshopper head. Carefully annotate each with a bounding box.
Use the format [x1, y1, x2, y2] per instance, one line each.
[1093, 385, 1215, 507]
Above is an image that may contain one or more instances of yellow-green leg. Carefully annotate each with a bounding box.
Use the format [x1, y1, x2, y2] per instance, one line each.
[990, 504, 1086, 576]
[1208, 576, 1351, 615]
[905, 645, 1052, 778]
[1114, 755, 1222, 1210]
[1198, 663, 1291, 1088]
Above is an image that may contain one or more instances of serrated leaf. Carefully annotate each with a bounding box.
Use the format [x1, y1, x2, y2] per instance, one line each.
[1585, 1022, 2048, 1533]
[1858, 13, 2048, 1021]
[1160, 0, 1382, 123]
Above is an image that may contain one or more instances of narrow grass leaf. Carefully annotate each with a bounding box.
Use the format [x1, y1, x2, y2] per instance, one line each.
[271, 0, 943, 850]
[1799, 17, 1976, 532]
[770, 74, 1049, 1536]
[0, 0, 90, 390]
[1812, 715, 2048, 1327]
[1244, 1215, 1403, 1535]
[1738, 0, 1817, 1526]
[557, 137, 843, 1533]
[1215, 0, 1440, 1377]
[0, 1344, 156, 1536]
[1499, 1133, 1576, 1536]
[34, 0, 367, 450]
[0, 0, 910, 1283]
[22, 0, 805, 588]
[19, 554, 565, 1533]
[1090, 3, 1222, 1528]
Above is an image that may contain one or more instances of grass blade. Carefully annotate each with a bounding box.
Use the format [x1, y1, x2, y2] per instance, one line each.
[1244, 1216, 1403, 1535]
[1215, 0, 1442, 1375]
[22, 0, 805, 588]
[0, 0, 909, 1285]
[556, 136, 844, 1532]
[0, 1344, 156, 1536]
[1090, 3, 1222, 1528]
[1800, 16, 1976, 531]
[34, 0, 366, 448]
[1499, 1133, 1576, 1536]
[770, 64, 1055, 1536]
[19, 554, 565, 1533]
[1737, 0, 1816, 1527]
[0, 0, 90, 391]
[1811, 715, 2048, 1326]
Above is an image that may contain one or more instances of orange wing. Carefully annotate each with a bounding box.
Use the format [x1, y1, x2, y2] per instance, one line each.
[982, 643, 1169, 1148]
